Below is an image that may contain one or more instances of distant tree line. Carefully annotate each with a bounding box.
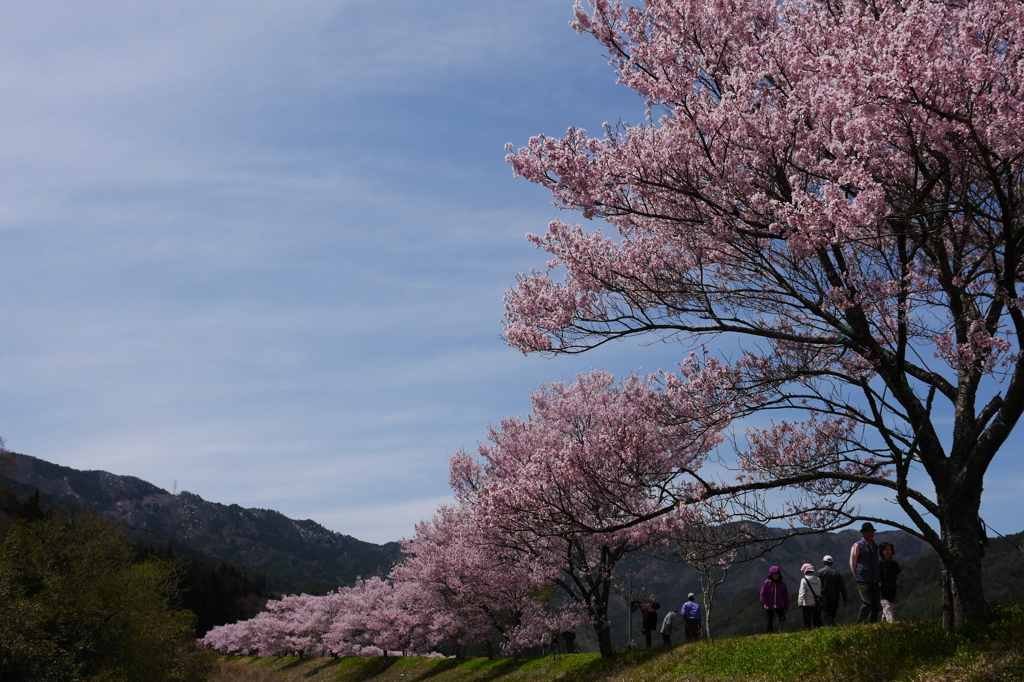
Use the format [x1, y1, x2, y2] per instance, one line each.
[133, 542, 268, 637]
[0, 503, 214, 681]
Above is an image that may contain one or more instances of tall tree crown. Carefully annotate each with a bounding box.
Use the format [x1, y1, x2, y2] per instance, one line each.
[505, 0, 1023, 627]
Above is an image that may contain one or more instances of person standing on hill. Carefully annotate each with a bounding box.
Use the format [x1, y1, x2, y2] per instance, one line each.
[759, 565, 790, 633]
[817, 555, 849, 626]
[680, 593, 702, 642]
[641, 602, 659, 648]
[850, 522, 882, 624]
[660, 608, 678, 645]
[878, 542, 902, 622]
[798, 563, 823, 629]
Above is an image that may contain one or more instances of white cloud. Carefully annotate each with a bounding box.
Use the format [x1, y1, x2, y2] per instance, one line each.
[15, 0, 970, 554]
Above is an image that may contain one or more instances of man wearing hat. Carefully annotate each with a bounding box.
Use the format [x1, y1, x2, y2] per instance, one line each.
[817, 555, 849, 626]
[849, 522, 882, 624]
[680, 593, 702, 642]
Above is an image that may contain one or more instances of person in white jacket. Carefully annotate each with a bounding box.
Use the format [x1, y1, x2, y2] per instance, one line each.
[798, 563, 823, 629]
[660, 608, 678, 645]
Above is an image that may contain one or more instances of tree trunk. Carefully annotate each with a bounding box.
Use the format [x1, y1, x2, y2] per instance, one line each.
[941, 567, 954, 632]
[593, 618, 614, 658]
[591, 595, 614, 657]
[937, 490, 987, 629]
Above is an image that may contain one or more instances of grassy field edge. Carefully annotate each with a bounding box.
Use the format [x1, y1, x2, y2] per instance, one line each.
[210, 602, 1024, 682]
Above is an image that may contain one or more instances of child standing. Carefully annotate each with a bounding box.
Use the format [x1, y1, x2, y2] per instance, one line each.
[879, 542, 902, 622]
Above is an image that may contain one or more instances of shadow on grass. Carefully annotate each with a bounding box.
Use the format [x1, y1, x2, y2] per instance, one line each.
[572, 645, 682, 681]
[302, 657, 344, 678]
[336, 656, 400, 682]
[407, 656, 563, 682]
[406, 658, 467, 682]
[406, 646, 683, 682]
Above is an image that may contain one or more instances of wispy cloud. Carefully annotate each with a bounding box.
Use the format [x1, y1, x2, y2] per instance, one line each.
[7, 0, 1014, 552]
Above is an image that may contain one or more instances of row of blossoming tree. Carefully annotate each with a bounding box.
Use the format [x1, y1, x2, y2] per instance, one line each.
[203, 368, 759, 657]
[204, 0, 1024, 654]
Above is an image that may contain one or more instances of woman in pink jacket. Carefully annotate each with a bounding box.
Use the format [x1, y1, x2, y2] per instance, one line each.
[759, 565, 790, 633]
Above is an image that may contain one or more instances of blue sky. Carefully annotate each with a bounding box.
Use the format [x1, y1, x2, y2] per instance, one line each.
[0, 1, 1020, 545]
[0, 0, 675, 543]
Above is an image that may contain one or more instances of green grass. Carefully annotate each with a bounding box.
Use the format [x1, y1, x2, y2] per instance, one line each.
[210, 603, 1024, 682]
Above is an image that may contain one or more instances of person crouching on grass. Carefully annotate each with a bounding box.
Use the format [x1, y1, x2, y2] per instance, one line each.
[681, 593, 702, 642]
[759, 566, 789, 633]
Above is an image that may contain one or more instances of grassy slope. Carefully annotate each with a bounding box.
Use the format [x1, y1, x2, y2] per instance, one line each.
[210, 603, 1024, 682]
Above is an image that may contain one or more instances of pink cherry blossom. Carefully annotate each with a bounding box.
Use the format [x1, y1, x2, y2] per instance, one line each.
[505, 0, 1024, 630]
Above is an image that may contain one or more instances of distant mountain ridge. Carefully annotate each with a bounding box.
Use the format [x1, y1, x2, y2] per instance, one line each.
[2, 452, 401, 593]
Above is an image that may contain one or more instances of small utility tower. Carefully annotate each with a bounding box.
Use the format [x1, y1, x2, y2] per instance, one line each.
[173, 479, 178, 495]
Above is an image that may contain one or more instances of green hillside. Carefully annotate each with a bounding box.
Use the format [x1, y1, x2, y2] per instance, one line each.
[1, 452, 401, 594]
[210, 603, 1024, 682]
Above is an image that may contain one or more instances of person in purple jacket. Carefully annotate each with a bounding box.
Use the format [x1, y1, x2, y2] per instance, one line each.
[759, 565, 790, 633]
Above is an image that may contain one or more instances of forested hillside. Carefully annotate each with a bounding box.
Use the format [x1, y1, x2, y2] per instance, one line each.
[0, 499, 214, 679]
[1, 451, 401, 593]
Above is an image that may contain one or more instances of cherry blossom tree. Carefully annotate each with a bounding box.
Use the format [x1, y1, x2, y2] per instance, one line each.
[505, 0, 1024, 628]
[323, 578, 403, 655]
[200, 618, 260, 657]
[392, 504, 567, 656]
[203, 593, 330, 658]
[450, 370, 731, 656]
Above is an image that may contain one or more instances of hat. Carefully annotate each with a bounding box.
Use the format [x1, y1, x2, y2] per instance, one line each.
[860, 522, 876, 532]
[768, 565, 781, 576]
[801, 563, 815, 574]
[687, 592, 695, 600]
[823, 555, 834, 564]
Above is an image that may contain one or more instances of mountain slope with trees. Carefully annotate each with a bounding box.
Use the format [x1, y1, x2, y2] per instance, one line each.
[1, 451, 401, 594]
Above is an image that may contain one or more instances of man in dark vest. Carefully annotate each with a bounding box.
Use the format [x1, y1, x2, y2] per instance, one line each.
[849, 522, 882, 624]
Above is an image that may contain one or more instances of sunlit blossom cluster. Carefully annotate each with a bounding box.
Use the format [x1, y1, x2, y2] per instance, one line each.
[506, 0, 1024, 383]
